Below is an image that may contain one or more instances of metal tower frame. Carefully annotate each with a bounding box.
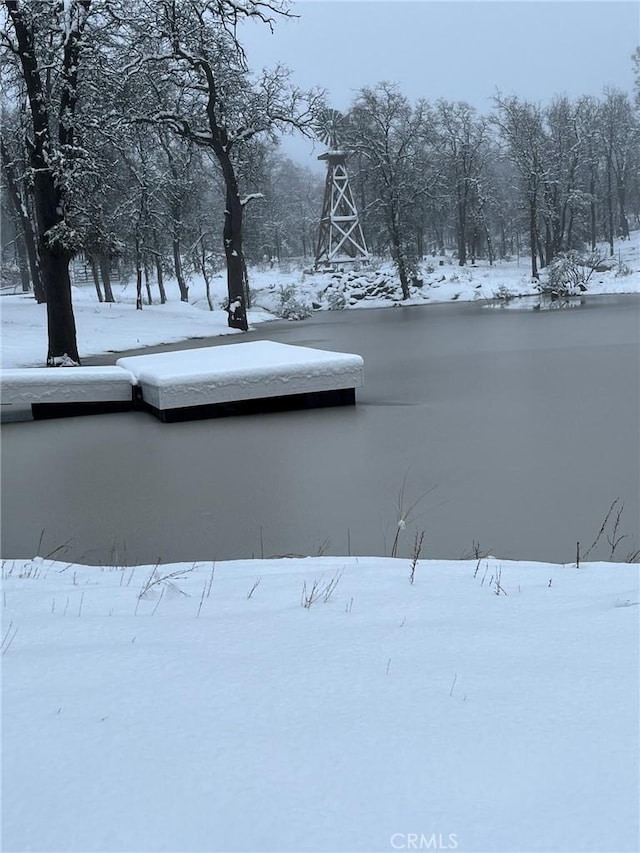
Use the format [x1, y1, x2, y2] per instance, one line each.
[315, 149, 368, 267]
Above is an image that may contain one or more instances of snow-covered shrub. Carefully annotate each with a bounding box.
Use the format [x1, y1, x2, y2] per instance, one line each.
[616, 262, 633, 277]
[327, 288, 347, 310]
[542, 250, 605, 295]
[494, 284, 514, 301]
[275, 285, 312, 320]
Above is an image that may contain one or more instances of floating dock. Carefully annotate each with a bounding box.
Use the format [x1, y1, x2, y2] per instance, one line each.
[1, 342, 364, 422]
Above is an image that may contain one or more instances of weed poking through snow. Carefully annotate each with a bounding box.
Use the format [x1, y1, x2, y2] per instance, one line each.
[247, 577, 262, 599]
[301, 570, 343, 609]
[409, 530, 425, 584]
[390, 471, 437, 558]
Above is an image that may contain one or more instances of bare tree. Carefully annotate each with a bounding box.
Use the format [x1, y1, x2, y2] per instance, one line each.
[1, 1, 95, 363]
[124, 0, 321, 330]
[434, 100, 491, 266]
[493, 95, 548, 279]
[0, 126, 43, 299]
[600, 88, 638, 252]
[349, 83, 432, 297]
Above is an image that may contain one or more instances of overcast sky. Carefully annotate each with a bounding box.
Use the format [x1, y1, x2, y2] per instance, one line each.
[239, 0, 639, 167]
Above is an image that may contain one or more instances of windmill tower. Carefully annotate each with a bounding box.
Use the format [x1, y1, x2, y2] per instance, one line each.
[315, 110, 368, 268]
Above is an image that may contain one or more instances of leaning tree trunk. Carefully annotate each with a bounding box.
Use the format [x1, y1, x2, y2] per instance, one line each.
[98, 255, 115, 302]
[89, 253, 104, 302]
[155, 254, 167, 304]
[24, 214, 45, 303]
[144, 261, 153, 305]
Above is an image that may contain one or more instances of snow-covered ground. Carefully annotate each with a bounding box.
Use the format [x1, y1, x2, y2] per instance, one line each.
[2, 232, 639, 368]
[2, 554, 638, 853]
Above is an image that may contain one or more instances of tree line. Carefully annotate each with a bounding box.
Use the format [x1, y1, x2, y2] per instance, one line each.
[346, 81, 640, 298]
[1, 1, 639, 364]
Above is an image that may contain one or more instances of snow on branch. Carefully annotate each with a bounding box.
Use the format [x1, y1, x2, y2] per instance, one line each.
[240, 192, 264, 206]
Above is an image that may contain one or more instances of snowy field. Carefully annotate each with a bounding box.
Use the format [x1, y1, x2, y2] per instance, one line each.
[1, 231, 639, 368]
[2, 554, 638, 853]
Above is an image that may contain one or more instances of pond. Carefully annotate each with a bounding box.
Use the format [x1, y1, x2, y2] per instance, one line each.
[1, 295, 638, 565]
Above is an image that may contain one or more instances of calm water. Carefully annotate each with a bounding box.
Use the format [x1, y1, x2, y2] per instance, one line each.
[2, 296, 639, 565]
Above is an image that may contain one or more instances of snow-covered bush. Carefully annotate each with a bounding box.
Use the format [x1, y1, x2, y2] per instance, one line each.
[542, 250, 605, 295]
[494, 284, 515, 301]
[275, 285, 312, 320]
[327, 288, 347, 310]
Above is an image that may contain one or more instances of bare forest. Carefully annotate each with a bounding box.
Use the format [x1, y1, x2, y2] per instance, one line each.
[1, 1, 639, 364]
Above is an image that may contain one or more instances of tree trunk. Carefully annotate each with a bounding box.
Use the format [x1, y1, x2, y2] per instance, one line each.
[196, 236, 215, 312]
[222, 181, 248, 331]
[172, 233, 189, 302]
[456, 195, 467, 266]
[1, 135, 44, 302]
[89, 253, 104, 302]
[416, 225, 424, 261]
[25, 213, 44, 303]
[98, 255, 115, 302]
[566, 212, 574, 250]
[144, 261, 153, 305]
[616, 174, 630, 238]
[389, 209, 411, 299]
[135, 236, 143, 310]
[16, 233, 31, 292]
[589, 175, 597, 252]
[242, 255, 251, 309]
[43, 249, 80, 365]
[155, 254, 167, 304]
[6, 0, 82, 363]
[606, 154, 615, 256]
[529, 198, 539, 280]
[485, 223, 494, 266]
[544, 220, 554, 267]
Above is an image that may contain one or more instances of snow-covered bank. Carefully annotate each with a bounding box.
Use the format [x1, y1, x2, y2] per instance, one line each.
[2, 555, 638, 853]
[2, 231, 639, 368]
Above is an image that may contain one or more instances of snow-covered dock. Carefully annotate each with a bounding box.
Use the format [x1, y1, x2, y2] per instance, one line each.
[0, 366, 135, 421]
[0, 342, 364, 422]
[117, 341, 364, 422]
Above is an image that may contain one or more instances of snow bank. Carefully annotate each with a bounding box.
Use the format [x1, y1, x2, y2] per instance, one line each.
[3, 555, 638, 852]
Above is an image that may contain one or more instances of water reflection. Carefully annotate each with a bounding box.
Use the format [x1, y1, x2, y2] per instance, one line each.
[484, 294, 586, 311]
